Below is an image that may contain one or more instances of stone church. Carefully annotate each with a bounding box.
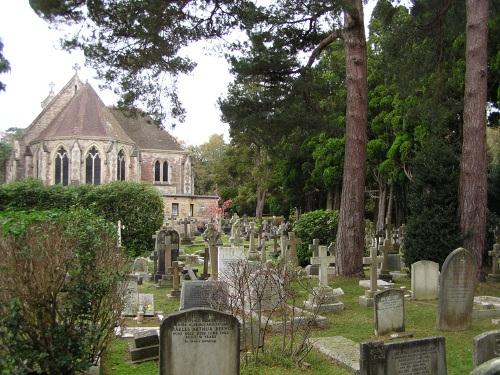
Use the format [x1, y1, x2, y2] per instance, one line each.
[5, 72, 218, 221]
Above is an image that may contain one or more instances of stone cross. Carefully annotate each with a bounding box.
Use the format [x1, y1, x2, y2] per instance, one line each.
[229, 213, 239, 237]
[311, 245, 335, 287]
[310, 238, 320, 257]
[48, 81, 55, 94]
[164, 235, 173, 273]
[149, 250, 158, 277]
[203, 223, 221, 280]
[363, 239, 384, 298]
[117, 220, 125, 248]
[168, 261, 183, 299]
[201, 245, 210, 280]
[249, 222, 256, 252]
[488, 226, 500, 281]
[72, 63, 81, 74]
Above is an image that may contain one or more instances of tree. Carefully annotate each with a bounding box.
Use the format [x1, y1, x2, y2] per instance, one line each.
[0, 37, 9, 92]
[459, 0, 489, 278]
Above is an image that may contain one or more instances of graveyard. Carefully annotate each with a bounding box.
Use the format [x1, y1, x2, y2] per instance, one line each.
[96, 226, 500, 375]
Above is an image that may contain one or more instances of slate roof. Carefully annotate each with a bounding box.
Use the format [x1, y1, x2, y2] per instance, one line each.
[34, 83, 134, 144]
[110, 108, 183, 151]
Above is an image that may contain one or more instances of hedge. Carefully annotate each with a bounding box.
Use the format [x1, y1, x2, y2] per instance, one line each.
[0, 179, 164, 256]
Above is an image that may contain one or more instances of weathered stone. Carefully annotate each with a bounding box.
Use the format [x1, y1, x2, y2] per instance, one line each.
[304, 286, 345, 313]
[217, 246, 246, 282]
[309, 336, 360, 374]
[473, 330, 500, 367]
[437, 247, 476, 331]
[134, 330, 159, 348]
[411, 260, 439, 300]
[374, 289, 405, 336]
[470, 357, 500, 375]
[180, 280, 223, 310]
[473, 296, 500, 319]
[359, 336, 447, 375]
[128, 330, 159, 363]
[159, 308, 240, 375]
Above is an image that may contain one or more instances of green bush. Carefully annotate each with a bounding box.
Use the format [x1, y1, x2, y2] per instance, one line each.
[293, 209, 339, 266]
[0, 179, 164, 256]
[0, 209, 129, 375]
[404, 137, 462, 267]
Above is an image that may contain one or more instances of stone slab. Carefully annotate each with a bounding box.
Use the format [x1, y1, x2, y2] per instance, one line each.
[309, 336, 360, 374]
[470, 357, 500, 375]
[128, 343, 159, 363]
[133, 330, 159, 348]
[360, 336, 447, 375]
[359, 280, 393, 289]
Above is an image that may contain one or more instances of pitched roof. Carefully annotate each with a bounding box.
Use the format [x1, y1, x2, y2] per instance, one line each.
[34, 83, 134, 144]
[110, 108, 183, 151]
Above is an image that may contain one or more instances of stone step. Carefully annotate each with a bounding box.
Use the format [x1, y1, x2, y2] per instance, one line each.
[308, 336, 359, 374]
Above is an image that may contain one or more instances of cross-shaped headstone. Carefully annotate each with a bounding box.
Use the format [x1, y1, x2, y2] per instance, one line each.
[362, 239, 384, 297]
[489, 226, 500, 276]
[249, 222, 256, 252]
[311, 245, 335, 287]
[168, 261, 184, 298]
[203, 223, 220, 280]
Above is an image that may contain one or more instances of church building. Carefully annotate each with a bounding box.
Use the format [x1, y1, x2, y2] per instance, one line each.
[5, 72, 218, 221]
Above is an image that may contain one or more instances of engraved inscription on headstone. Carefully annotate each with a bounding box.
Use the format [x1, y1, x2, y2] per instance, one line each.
[374, 289, 405, 336]
[180, 280, 222, 310]
[437, 247, 476, 331]
[159, 308, 240, 375]
[360, 336, 447, 375]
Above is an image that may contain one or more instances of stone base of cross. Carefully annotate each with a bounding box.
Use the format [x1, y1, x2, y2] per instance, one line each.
[304, 286, 344, 313]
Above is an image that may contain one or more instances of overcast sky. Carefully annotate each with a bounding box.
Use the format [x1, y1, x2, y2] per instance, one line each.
[0, 1, 377, 146]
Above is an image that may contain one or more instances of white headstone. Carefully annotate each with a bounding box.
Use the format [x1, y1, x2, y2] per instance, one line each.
[411, 260, 439, 300]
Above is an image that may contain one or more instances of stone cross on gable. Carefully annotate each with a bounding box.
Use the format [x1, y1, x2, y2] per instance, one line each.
[72, 63, 81, 74]
[48, 81, 55, 94]
[311, 245, 335, 287]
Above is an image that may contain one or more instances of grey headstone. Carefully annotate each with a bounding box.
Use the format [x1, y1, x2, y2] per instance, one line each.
[360, 336, 447, 375]
[473, 330, 500, 367]
[159, 308, 240, 375]
[133, 257, 149, 273]
[437, 247, 476, 331]
[374, 289, 405, 336]
[217, 246, 246, 282]
[129, 330, 159, 363]
[179, 280, 222, 310]
[134, 330, 159, 348]
[411, 260, 439, 300]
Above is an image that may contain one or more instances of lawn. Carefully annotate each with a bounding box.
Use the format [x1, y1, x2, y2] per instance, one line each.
[101, 239, 500, 375]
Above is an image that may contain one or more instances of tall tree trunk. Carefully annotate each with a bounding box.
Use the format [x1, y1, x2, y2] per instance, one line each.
[376, 182, 387, 233]
[385, 182, 394, 235]
[459, 0, 488, 279]
[326, 189, 334, 210]
[255, 187, 267, 219]
[335, 0, 368, 276]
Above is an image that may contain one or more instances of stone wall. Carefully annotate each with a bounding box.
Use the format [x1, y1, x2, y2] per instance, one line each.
[163, 194, 219, 221]
[140, 150, 192, 194]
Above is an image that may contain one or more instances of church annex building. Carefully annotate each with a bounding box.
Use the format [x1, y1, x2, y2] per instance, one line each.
[5, 73, 218, 221]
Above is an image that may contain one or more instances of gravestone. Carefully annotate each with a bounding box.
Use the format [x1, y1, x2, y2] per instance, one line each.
[247, 222, 259, 260]
[167, 261, 183, 300]
[411, 260, 439, 300]
[379, 238, 393, 282]
[180, 280, 222, 310]
[359, 336, 447, 375]
[473, 330, 500, 367]
[159, 308, 240, 375]
[122, 276, 139, 316]
[374, 289, 405, 336]
[305, 245, 344, 312]
[128, 330, 159, 363]
[487, 227, 500, 282]
[437, 247, 476, 331]
[218, 246, 246, 282]
[179, 217, 193, 244]
[133, 257, 149, 274]
[470, 358, 500, 375]
[359, 234, 384, 307]
[138, 294, 155, 316]
[249, 268, 281, 312]
[308, 239, 320, 276]
[287, 231, 299, 265]
[203, 223, 221, 280]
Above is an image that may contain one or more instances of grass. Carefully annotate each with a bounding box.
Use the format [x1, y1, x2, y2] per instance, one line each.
[102, 238, 500, 375]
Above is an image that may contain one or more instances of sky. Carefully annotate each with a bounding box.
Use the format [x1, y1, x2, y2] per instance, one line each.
[0, 1, 377, 147]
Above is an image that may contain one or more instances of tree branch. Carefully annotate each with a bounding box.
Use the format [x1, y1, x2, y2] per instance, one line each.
[304, 29, 343, 70]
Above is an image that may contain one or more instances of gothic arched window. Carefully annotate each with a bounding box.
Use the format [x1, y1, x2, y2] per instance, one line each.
[162, 161, 168, 182]
[86, 146, 101, 185]
[55, 147, 69, 185]
[117, 150, 126, 181]
[154, 160, 161, 182]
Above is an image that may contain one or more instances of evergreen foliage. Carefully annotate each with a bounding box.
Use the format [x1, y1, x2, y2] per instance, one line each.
[0, 179, 163, 256]
[404, 137, 462, 267]
[0, 209, 128, 375]
[293, 209, 339, 266]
